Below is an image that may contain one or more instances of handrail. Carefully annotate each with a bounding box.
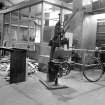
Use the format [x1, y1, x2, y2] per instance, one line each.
[65, 48, 105, 52]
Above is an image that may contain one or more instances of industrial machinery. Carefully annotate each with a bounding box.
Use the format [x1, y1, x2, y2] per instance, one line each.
[47, 14, 69, 86]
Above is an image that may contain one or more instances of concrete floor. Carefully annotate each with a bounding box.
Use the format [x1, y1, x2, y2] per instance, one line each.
[0, 70, 105, 105]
